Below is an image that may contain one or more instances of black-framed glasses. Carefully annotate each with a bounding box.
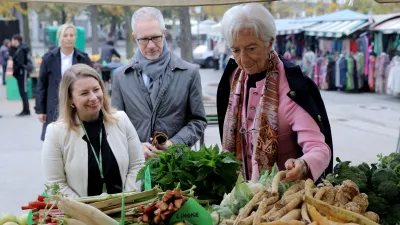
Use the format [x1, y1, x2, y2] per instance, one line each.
[137, 36, 163, 45]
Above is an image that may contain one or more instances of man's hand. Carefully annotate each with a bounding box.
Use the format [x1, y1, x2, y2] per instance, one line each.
[37, 114, 47, 123]
[142, 142, 162, 160]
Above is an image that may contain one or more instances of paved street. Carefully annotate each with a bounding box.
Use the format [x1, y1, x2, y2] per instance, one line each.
[1, 68, 400, 216]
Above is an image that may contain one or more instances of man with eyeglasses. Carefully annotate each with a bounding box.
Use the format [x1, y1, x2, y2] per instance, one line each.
[112, 7, 207, 160]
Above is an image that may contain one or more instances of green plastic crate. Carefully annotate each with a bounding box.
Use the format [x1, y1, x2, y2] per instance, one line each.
[44, 26, 86, 52]
[6, 77, 33, 100]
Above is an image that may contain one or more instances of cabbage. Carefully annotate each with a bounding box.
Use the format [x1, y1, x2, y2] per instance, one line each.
[0, 213, 18, 225]
[18, 214, 29, 225]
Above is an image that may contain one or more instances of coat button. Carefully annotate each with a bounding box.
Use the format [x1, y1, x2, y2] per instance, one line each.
[253, 91, 258, 95]
[250, 106, 256, 110]
[317, 115, 322, 121]
[290, 91, 296, 97]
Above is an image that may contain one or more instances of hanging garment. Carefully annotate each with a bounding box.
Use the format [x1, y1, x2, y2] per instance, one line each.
[375, 53, 391, 93]
[352, 55, 358, 91]
[342, 39, 351, 54]
[350, 40, 358, 54]
[327, 57, 336, 90]
[335, 56, 342, 88]
[368, 54, 376, 91]
[345, 56, 354, 91]
[333, 40, 342, 54]
[387, 58, 400, 96]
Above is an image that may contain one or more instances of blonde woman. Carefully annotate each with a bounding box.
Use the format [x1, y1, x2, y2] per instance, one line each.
[41, 64, 145, 198]
[35, 23, 93, 141]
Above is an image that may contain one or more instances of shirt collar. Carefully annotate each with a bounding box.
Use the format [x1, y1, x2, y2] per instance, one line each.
[60, 49, 74, 59]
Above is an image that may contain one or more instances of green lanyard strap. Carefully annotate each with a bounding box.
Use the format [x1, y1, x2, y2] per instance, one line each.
[81, 121, 107, 194]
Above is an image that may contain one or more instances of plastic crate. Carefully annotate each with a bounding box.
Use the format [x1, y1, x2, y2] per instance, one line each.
[6, 77, 33, 100]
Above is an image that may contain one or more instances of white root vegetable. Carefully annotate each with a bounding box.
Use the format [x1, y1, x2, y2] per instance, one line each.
[301, 202, 311, 223]
[272, 171, 287, 195]
[279, 209, 301, 221]
[55, 196, 119, 225]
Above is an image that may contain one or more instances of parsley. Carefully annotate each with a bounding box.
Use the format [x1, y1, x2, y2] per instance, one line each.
[137, 145, 241, 201]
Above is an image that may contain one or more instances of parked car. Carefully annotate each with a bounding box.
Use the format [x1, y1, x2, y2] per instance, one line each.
[193, 45, 216, 68]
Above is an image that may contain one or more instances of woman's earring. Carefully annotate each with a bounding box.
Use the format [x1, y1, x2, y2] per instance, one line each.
[71, 104, 75, 108]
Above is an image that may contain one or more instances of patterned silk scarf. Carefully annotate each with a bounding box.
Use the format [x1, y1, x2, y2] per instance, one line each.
[222, 50, 280, 174]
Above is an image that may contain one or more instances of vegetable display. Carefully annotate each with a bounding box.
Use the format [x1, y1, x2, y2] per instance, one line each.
[212, 168, 380, 225]
[325, 153, 400, 224]
[137, 144, 242, 200]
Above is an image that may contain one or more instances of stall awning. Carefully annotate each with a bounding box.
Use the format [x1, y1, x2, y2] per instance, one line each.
[276, 21, 317, 35]
[13, 0, 277, 6]
[304, 20, 369, 38]
[373, 17, 400, 34]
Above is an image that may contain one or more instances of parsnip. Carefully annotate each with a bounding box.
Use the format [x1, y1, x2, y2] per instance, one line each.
[272, 171, 287, 195]
[262, 206, 278, 222]
[253, 195, 279, 225]
[238, 214, 254, 225]
[260, 220, 305, 225]
[276, 190, 305, 209]
[301, 202, 311, 223]
[304, 196, 379, 225]
[308, 205, 330, 225]
[279, 209, 301, 221]
[269, 195, 303, 221]
[282, 181, 305, 198]
[55, 196, 118, 225]
[234, 190, 266, 225]
[315, 187, 328, 200]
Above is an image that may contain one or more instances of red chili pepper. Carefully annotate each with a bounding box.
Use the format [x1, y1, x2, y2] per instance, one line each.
[38, 195, 46, 202]
[29, 201, 47, 209]
[21, 205, 33, 210]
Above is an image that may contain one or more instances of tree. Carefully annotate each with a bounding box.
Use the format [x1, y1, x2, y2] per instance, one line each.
[179, 7, 193, 63]
[98, 5, 125, 40]
[90, 5, 99, 55]
[20, 2, 31, 47]
[123, 6, 134, 59]
[30, 3, 81, 25]
[0, 2, 26, 19]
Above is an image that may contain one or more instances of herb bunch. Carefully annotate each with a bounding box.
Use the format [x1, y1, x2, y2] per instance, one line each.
[137, 144, 241, 201]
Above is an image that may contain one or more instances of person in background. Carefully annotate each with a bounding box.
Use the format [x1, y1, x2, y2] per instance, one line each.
[11, 34, 31, 117]
[42, 64, 145, 198]
[35, 23, 93, 141]
[217, 3, 333, 183]
[0, 39, 10, 85]
[112, 7, 207, 159]
[99, 40, 121, 86]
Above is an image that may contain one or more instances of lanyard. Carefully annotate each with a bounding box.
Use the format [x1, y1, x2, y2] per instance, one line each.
[80, 121, 107, 193]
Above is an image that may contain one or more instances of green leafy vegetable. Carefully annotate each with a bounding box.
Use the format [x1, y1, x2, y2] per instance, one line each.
[137, 144, 241, 200]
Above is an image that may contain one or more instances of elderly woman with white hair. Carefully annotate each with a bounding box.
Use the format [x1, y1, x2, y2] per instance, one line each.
[35, 23, 93, 141]
[217, 3, 333, 183]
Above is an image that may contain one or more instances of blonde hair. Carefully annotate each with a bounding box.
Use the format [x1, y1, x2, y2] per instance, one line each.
[57, 64, 118, 132]
[57, 23, 76, 47]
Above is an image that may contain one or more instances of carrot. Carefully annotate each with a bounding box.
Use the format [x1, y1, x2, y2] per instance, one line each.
[308, 205, 330, 225]
[304, 196, 379, 225]
[55, 196, 118, 225]
[280, 209, 301, 221]
[272, 171, 287, 195]
[174, 198, 183, 208]
[162, 190, 173, 202]
[269, 195, 303, 221]
[173, 189, 182, 199]
[234, 190, 266, 225]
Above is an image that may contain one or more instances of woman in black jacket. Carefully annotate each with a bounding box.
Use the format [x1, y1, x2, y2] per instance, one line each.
[35, 23, 93, 140]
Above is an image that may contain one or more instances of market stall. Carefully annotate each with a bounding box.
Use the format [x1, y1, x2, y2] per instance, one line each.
[2, 145, 400, 225]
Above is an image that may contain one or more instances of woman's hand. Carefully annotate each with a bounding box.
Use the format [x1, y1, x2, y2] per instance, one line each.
[281, 158, 308, 182]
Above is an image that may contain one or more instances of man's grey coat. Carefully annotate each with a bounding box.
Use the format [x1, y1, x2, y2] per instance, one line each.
[111, 53, 207, 147]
